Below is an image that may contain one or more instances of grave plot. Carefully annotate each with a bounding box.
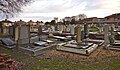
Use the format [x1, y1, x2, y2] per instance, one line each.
[17, 25, 56, 56]
[104, 24, 120, 51]
[57, 24, 99, 55]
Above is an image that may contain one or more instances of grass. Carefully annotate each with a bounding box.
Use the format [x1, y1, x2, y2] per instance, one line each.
[89, 27, 99, 32]
[0, 48, 120, 70]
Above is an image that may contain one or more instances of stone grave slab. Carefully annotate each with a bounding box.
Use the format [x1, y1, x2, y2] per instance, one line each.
[34, 41, 47, 46]
[1, 38, 15, 49]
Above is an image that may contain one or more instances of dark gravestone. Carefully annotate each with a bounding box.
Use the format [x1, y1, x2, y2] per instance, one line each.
[0, 27, 1, 35]
[9, 26, 15, 37]
[84, 23, 89, 39]
[0, 24, 3, 35]
[38, 25, 42, 36]
[1, 38, 14, 46]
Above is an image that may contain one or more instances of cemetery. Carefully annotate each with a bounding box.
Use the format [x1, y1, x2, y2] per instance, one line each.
[0, 19, 120, 56]
[0, 0, 120, 69]
[0, 18, 120, 69]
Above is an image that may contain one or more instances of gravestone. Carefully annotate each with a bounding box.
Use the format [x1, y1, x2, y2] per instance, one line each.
[18, 25, 30, 45]
[104, 24, 110, 48]
[51, 26, 55, 32]
[9, 26, 15, 37]
[59, 25, 63, 33]
[70, 24, 75, 35]
[0, 24, 2, 35]
[84, 23, 89, 39]
[76, 25, 82, 43]
[38, 25, 42, 35]
[15, 26, 19, 43]
[63, 25, 66, 32]
[109, 26, 115, 45]
[2, 26, 7, 35]
[66, 24, 71, 32]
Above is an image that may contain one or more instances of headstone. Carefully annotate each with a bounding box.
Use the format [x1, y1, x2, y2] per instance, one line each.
[66, 24, 71, 32]
[70, 24, 75, 35]
[104, 24, 110, 48]
[76, 25, 82, 43]
[84, 23, 89, 39]
[109, 26, 115, 45]
[18, 25, 30, 45]
[0, 24, 2, 35]
[38, 25, 42, 35]
[15, 26, 19, 42]
[81, 28, 84, 41]
[51, 26, 55, 32]
[55, 25, 58, 31]
[2, 26, 7, 35]
[9, 26, 15, 37]
[59, 25, 63, 33]
[63, 25, 66, 32]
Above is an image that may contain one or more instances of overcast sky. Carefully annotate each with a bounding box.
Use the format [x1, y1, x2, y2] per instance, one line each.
[10, 0, 120, 22]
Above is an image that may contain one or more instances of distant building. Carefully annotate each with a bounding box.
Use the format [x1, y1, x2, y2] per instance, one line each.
[83, 17, 105, 22]
[15, 20, 26, 25]
[64, 17, 72, 22]
[105, 13, 120, 21]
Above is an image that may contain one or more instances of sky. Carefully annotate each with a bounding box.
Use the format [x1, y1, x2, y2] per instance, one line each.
[10, 0, 120, 22]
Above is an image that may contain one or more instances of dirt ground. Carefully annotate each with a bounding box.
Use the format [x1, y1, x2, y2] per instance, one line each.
[37, 46, 120, 61]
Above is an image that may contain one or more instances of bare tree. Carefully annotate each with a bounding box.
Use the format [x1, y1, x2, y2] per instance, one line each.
[0, 0, 32, 19]
[78, 14, 87, 20]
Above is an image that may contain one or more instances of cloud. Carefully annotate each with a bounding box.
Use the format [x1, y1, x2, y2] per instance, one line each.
[9, 0, 120, 21]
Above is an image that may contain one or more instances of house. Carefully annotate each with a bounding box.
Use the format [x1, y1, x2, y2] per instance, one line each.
[0, 19, 13, 35]
[105, 13, 120, 21]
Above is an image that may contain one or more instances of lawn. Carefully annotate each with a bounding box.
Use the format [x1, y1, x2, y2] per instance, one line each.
[0, 47, 120, 70]
[89, 27, 99, 32]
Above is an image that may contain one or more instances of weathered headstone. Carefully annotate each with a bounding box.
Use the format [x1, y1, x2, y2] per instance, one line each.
[0, 24, 2, 35]
[18, 25, 30, 45]
[51, 26, 55, 32]
[59, 25, 63, 33]
[66, 24, 71, 32]
[38, 25, 42, 35]
[109, 26, 115, 45]
[15, 26, 19, 42]
[76, 24, 82, 43]
[9, 26, 15, 37]
[2, 26, 7, 35]
[63, 25, 66, 32]
[104, 24, 110, 48]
